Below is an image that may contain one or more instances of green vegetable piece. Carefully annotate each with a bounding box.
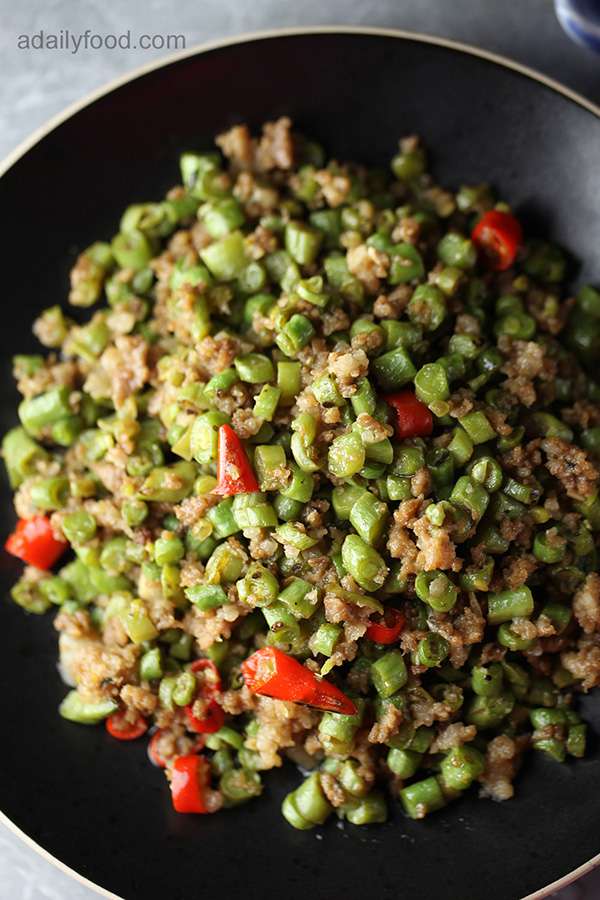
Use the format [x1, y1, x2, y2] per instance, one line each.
[282, 773, 332, 830]
[415, 571, 458, 612]
[440, 745, 485, 791]
[466, 692, 514, 729]
[138, 461, 196, 502]
[349, 491, 388, 545]
[200, 231, 248, 280]
[387, 748, 422, 778]
[285, 222, 322, 265]
[279, 577, 317, 619]
[471, 663, 503, 698]
[234, 353, 275, 384]
[59, 691, 118, 725]
[185, 583, 228, 610]
[414, 363, 450, 410]
[371, 651, 408, 698]
[2, 427, 48, 488]
[122, 598, 158, 644]
[408, 285, 447, 332]
[328, 431, 365, 478]
[341, 534, 388, 592]
[343, 791, 387, 825]
[237, 563, 279, 608]
[61, 511, 97, 545]
[459, 411, 496, 444]
[487, 586, 534, 624]
[415, 633, 450, 667]
[140, 647, 163, 681]
[310, 622, 342, 656]
[437, 232, 477, 270]
[400, 777, 446, 819]
[371, 347, 416, 392]
[450, 476, 489, 521]
[190, 412, 229, 465]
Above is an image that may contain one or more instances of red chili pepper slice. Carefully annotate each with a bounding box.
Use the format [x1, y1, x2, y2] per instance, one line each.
[384, 390, 433, 440]
[190, 659, 222, 696]
[148, 730, 168, 768]
[184, 700, 225, 735]
[366, 608, 406, 645]
[241, 647, 357, 716]
[471, 210, 522, 271]
[170, 754, 211, 813]
[214, 424, 259, 496]
[105, 712, 148, 741]
[148, 729, 204, 768]
[5, 515, 68, 570]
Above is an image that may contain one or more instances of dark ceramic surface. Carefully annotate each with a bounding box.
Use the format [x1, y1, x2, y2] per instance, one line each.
[0, 31, 599, 900]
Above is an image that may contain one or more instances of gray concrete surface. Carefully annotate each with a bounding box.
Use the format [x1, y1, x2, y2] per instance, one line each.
[0, 1, 599, 897]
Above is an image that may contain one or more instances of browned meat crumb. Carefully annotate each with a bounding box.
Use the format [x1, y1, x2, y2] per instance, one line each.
[351, 328, 385, 354]
[319, 772, 346, 807]
[99, 335, 150, 408]
[412, 514, 456, 572]
[392, 217, 420, 245]
[15, 358, 80, 400]
[68, 252, 104, 308]
[174, 494, 220, 526]
[447, 389, 475, 419]
[542, 437, 599, 500]
[246, 697, 318, 768]
[54, 608, 94, 639]
[387, 517, 419, 577]
[179, 561, 205, 589]
[446, 597, 486, 668]
[245, 527, 279, 560]
[327, 347, 369, 397]
[479, 735, 526, 801]
[323, 594, 372, 629]
[500, 337, 556, 407]
[231, 408, 263, 439]
[255, 117, 295, 171]
[561, 639, 600, 690]
[148, 723, 204, 766]
[346, 244, 389, 294]
[183, 602, 247, 651]
[501, 553, 538, 589]
[368, 703, 404, 744]
[322, 307, 350, 336]
[195, 334, 241, 376]
[501, 440, 542, 479]
[411, 467, 432, 499]
[354, 412, 393, 445]
[121, 684, 158, 717]
[526, 288, 574, 335]
[373, 285, 412, 318]
[455, 314, 481, 337]
[430, 723, 476, 753]
[314, 169, 351, 207]
[216, 123, 255, 169]
[406, 685, 456, 728]
[220, 685, 256, 715]
[573, 573, 600, 634]
[58, 634, 139, 701]
[562, 399, 600, 430]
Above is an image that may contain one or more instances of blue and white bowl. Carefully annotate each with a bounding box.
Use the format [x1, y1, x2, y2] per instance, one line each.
[555, 0, 600, 52]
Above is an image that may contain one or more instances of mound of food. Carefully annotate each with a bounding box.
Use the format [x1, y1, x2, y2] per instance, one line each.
[5, 117, 600, 826]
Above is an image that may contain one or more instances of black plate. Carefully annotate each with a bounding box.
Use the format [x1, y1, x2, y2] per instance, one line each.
[1, 29, 600, 900]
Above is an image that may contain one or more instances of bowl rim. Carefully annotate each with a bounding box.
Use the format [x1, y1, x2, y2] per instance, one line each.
[1, 24, 599, 900]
